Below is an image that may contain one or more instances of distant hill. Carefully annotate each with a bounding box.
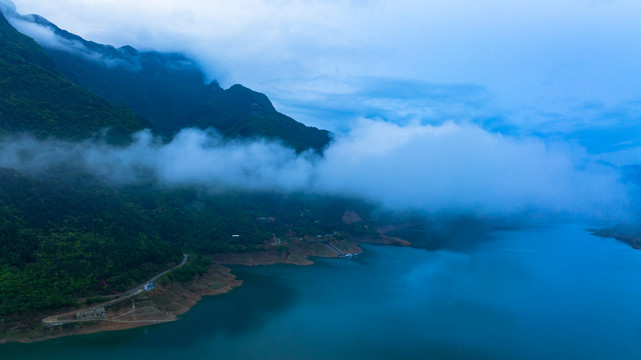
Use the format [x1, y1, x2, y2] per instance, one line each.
[6, 10, 331, 152]
[0, 11, 146, 143]
[592, 224, 641, 250]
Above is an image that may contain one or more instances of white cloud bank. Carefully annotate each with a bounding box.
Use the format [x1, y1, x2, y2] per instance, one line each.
[319, 120, 631, 219]
[0, 122, 632, 221]
[4, 0, 639, 163]
[0, 1, 637, 222]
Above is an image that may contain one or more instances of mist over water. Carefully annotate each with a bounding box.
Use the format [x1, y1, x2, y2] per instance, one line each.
[3, 224, 641, 359]
[1, 2, 640, 358]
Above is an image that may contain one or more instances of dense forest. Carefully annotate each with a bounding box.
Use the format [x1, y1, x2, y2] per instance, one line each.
[0, 8, 377, 319]
[0, 12, 145, 144]
[0, 167, 379, 316]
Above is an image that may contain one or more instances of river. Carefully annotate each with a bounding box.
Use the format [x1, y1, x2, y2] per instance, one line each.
[3, 224, 641, 359]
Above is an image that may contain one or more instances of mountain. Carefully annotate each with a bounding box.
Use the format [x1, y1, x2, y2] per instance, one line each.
[0, 11, 146, 143]
[179, 83, 331, 152]
[5, 9, 331, 152]
[0, 3, 370, 335]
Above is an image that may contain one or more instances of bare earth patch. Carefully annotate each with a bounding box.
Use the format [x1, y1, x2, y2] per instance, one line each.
[210, 239, 363, 266]
[0, 264, 240, 343]
[1, 238, 379, 343]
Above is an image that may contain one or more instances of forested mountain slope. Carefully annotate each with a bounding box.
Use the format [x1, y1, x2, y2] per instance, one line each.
[0, 12, 145, 143]
[9, 11, 330, 152]
[0, 4, 363, 326]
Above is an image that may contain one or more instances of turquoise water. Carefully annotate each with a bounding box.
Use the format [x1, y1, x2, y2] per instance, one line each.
[3, 224, 641, 359]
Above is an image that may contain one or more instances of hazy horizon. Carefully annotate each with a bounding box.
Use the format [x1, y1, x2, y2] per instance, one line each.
[3, 3, 641, 357]
[1, 0, 639, 223]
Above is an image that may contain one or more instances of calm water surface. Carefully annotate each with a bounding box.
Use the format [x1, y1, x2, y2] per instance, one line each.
[4, 224, 641, 359]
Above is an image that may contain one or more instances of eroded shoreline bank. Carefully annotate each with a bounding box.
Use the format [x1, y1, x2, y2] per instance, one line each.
[1, 237, 406, 344]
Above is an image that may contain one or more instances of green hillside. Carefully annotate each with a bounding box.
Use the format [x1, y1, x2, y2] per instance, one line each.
[0, 169, 181, 315]
[0, 7, 364, 331]
[0, 13, 146, 143]
[183, 84, 331, 152]
[0, 167, 376, 317]
[24, 14, 331, 152]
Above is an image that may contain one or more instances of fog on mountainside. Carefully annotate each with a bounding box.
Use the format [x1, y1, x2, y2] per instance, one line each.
[0, 122, 634, 223]
[0, 1, 638, 224]
[0, 3, 330, 153]
[0, 6, 145, 143]
[1, 1, 641, 339]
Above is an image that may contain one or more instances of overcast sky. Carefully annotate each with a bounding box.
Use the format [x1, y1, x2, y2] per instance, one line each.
[2, 0, 640, 220]
[8, 1, 641, 127]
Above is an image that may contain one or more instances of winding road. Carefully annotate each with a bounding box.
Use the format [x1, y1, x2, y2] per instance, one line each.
[42, 254, 189, 326]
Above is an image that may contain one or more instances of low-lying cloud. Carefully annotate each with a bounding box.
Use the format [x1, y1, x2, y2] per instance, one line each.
[1, 121, 634, 222]
[320, 120, 632, 219]
[0, 130, 315, 191]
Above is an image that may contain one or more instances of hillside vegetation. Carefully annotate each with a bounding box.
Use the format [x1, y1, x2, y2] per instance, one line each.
[25, 13, 331, 152]
[0, 13, 145, 143]
[0, 168, 376, 316]
[0, 9, 369, 324]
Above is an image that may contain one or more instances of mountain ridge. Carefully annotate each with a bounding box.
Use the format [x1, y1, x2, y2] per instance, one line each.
[0, 10, 147, 143]
[0, 2, 377, 337]
[2, 4, 331, 152]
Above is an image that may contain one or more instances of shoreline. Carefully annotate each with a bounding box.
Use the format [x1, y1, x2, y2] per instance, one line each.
[589, 225, 641, 250]
[209, 238, 366, 266]
[0, 238, 387, 344]
[0, 264, 241, 344]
